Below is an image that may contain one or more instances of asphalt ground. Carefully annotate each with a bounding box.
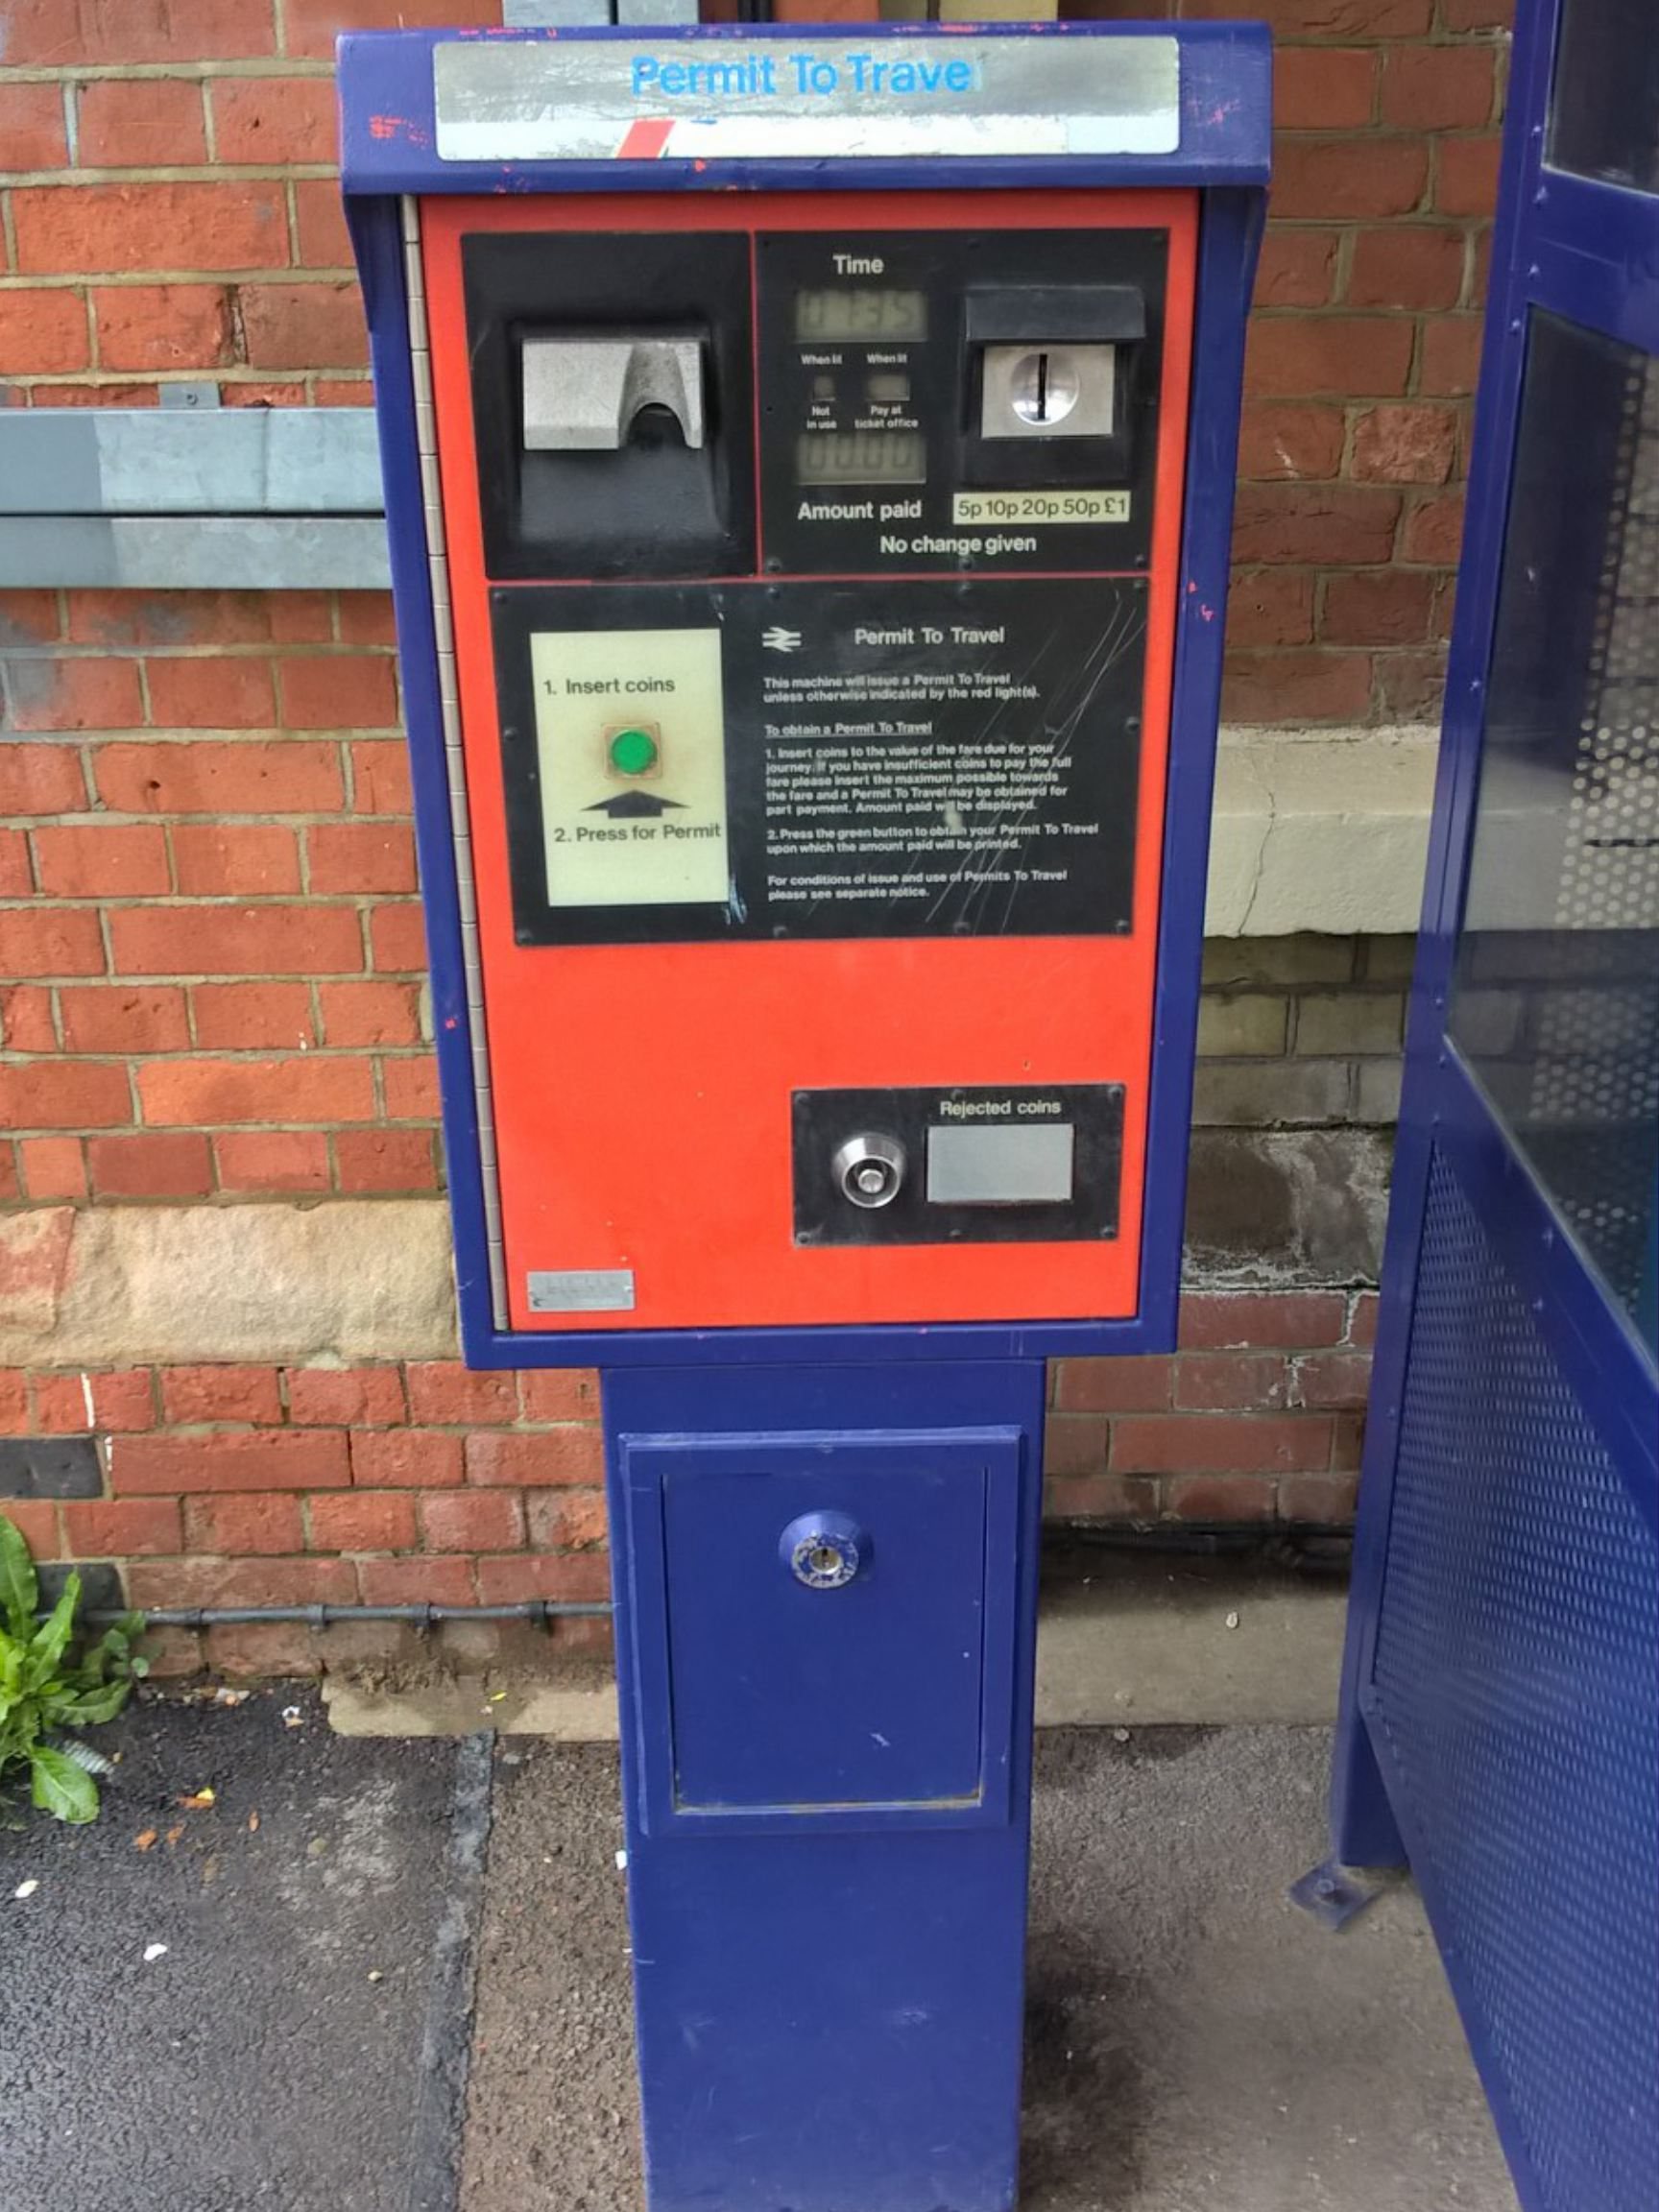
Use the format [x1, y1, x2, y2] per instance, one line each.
[1, 1691, 478, 2212]
[2, 1701, 1517, 2212]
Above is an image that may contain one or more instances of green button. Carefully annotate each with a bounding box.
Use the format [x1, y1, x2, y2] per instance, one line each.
[607, 726, 660, 777]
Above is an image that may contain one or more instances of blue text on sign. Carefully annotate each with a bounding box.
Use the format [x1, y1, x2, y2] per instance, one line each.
[630, 53, 981, 102]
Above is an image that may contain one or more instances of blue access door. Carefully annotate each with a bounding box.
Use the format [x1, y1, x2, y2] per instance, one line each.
[1330, 5, 1659, 2209]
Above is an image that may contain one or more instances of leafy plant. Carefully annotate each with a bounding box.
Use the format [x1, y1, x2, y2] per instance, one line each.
[0, 1513, 147, 1824]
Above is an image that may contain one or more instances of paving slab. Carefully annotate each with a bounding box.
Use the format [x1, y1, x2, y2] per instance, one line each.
[0, 1690, 481, 2212]
[463, 1728, 1518, 2212]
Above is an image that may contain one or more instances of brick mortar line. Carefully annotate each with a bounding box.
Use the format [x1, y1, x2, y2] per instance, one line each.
[2, 164, 340, 184]
[1, 659, 389, 667]
[11, 813, 413, 830]
[2, 1043, 435, 1060]
[0, 270, 358, 292]
[1, 64, 337, 84]
[6, 1187, 445, 1209]
[0, 650, 392, 662]
[103, 1421, 602, 1436]
[3, 1121, 441, 1137]
[282, 174, 302, 266]
[2, 889, 415, 906]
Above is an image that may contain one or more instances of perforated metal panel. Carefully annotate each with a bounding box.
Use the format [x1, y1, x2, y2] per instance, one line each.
[1453, 314, 1659, 1330]
[1556, 356, 1659, 938]
[1372, 1148, 1659, 2212]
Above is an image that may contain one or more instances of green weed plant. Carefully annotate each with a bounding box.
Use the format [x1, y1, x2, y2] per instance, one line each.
[0, 1513, 147, 1822]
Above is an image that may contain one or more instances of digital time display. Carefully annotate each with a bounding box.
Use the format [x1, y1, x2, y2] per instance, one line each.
[796, 431, 926, 487]
[795, 288, 927, 343]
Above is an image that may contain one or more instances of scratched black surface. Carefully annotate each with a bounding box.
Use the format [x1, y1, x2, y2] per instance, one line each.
[494, 573, 1146, 946]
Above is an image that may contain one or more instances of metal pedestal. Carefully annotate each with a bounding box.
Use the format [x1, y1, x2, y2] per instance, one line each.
[603, 1360, 1046, 2212]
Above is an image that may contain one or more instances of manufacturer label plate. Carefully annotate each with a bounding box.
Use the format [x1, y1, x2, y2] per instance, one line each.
[526, 1269, 637, 1313]
[434, 36, 1180, 164]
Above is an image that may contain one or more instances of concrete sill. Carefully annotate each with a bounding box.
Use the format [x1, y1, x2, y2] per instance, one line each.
[1206, 726, 1438, 938]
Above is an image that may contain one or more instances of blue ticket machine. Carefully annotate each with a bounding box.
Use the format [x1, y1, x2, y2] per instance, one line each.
[342, 22, 1268, 2209]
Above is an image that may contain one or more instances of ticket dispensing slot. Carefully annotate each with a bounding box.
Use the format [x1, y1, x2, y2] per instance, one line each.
[521, 333, 707, 452]
[965, 287, 1145, 488]
[463, 232, 756, 580]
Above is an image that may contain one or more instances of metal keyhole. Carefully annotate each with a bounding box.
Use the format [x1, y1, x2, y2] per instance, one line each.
[781, 1512, 869, 1591]
[1009, 349, 1080, 426]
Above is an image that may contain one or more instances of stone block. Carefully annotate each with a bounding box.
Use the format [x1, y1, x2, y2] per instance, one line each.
[1201, 934, 1360, 990]
[1196, 991, 1290, 1058]
[1191, 1059, 1352, 1128]
[1185, 1129, 1392, 1284]
[1295, 990, 1406, 1055]
[0, 1434, 103, 1499]
[1354, 1059, 1405, 1124]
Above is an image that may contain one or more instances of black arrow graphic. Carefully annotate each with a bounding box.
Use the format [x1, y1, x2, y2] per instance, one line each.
[583, 792, 689, 820]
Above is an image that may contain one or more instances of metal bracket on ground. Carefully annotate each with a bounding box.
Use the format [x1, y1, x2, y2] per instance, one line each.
[1288, 1856, 1384, 1931]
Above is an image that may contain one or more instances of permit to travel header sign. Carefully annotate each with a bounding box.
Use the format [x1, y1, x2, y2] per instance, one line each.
[432, 35, 1181, 164]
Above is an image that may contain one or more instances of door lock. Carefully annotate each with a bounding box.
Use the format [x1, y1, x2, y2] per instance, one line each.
[780, 1511, 869, 1591]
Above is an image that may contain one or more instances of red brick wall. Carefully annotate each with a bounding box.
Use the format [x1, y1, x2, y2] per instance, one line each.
[3, 1286, 1373, 1674]
[0, 589, 433, 1204]
[1072, 0, 1512, 724]
[0, 2, 1506, 1659]
[0, 0, 1513, 718]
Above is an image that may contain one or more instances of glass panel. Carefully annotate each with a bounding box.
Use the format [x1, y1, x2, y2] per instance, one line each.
[1451, 313, 1659, 1349]
[1550, 0, 1659, 193]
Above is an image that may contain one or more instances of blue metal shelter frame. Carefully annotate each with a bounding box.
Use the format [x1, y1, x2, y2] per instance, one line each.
[339, 18, 1270, 1371]
[1331, 4, 1659, 2207]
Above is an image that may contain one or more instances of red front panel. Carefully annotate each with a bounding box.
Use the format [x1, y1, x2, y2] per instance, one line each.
[421, 189, 1197, 1332]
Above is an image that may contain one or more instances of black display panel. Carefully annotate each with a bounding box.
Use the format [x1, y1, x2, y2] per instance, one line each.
[493, 575, 1146, 947]
[756, 228, 1168, 577]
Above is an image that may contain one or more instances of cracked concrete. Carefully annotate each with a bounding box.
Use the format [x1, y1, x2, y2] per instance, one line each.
[1206, 731, 1437, 939]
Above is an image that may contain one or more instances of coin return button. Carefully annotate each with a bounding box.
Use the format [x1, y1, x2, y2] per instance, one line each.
[832, 1132, 906, 1210]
